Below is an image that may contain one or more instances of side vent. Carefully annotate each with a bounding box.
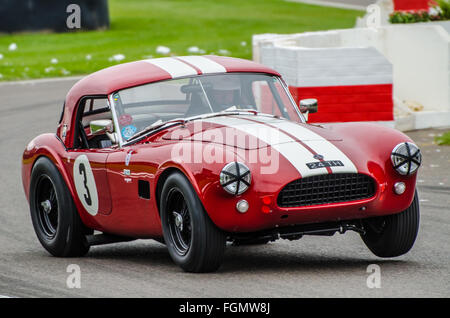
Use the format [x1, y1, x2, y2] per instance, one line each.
[138, 180, 150, 199]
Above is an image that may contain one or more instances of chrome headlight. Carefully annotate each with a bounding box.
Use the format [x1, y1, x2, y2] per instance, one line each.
[391, 142, 422, 175]
[219, 162, 251, 195]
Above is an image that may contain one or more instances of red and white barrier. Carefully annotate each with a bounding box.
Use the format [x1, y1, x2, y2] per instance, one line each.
[393, 0, 431, 11]
[289, 84, 393, 123]
[256, 32, 394, 124]
[254, 23, 450, 130]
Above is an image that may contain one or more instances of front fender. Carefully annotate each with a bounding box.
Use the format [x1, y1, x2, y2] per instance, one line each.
[155, 141, 247, 204]
[320, 122, 419, 210]
[22, 134, 73, 202]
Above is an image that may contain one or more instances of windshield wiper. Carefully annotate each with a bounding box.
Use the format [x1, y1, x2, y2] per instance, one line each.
[124, 111, 275, 146]
[185, 111, 252, 123]
[223, 108, 258, 115]
[125, 112, 232, 144]
[223, 108, 280, 119]
[126, 118, 187, 143]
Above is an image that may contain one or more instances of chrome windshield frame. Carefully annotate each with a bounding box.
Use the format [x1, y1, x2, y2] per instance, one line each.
[278, 77, 306, 124]
[109, 73, 305, 148]
[108, 93, 125, 148]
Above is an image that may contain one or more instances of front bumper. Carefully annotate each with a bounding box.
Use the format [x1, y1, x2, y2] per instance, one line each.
[201, 172, 417, 233]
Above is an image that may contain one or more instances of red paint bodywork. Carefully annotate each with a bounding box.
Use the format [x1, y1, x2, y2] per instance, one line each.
[22, 57, 418, 239]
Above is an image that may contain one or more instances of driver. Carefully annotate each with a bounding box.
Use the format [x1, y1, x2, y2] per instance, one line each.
[207, 76, 241, 112]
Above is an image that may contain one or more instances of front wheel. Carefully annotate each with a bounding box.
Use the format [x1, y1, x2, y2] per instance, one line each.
[361, 190, 420, 257]
[29, 157, 91, 257]
[160, 172, 226, 272]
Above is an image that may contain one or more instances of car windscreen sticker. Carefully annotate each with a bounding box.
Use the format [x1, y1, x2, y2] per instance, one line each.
[119, 114, 133, 126]
[121, 125, 137, 140]
[73, 155, 99, 216]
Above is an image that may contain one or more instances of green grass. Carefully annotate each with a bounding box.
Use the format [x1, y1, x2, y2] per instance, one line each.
[0, 0, 362, 81]
[435, 131, 450, 145]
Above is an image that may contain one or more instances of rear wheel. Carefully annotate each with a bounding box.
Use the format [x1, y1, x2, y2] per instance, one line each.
[361, 190, 420, 257]
[30, 157, 91, 257]
[160, 172, 226, 272]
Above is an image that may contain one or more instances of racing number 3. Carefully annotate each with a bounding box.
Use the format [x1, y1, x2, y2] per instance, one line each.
[73, 154, 99, 216]
[78, 163, 92, 206]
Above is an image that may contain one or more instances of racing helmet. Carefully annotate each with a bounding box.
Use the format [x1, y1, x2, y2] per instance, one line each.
[207, 76, 241, 112]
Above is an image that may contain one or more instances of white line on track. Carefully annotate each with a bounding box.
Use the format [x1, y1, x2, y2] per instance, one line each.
[0, 75, 84, 86]
[286, 0, 367, 10]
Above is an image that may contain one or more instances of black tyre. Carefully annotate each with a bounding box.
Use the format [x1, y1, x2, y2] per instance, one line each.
[160, 172, 226, 272]
[29, 157, 91, 257]
[361, 190, 420, 257]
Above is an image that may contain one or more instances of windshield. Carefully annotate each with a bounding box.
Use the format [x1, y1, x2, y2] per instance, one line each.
[111, 73, 302, 141]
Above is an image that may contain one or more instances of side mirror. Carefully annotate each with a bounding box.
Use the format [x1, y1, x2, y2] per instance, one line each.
[90, 119, 113, 135]
[299, 99, 318, 114]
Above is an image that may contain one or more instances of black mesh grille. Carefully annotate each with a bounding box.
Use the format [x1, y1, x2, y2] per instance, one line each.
[277, 173, 376, 207]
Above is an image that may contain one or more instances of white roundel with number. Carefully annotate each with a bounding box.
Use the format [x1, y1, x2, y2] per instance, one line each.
[73, 155, 98, 216]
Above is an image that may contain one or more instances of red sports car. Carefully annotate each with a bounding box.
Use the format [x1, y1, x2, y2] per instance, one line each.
[22, 56, 422, 272]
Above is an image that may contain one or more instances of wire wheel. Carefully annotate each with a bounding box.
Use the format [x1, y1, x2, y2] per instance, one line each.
[160, 172, 226, 272]
[166, 188, 192, 256]
[35, 175, 59, 239]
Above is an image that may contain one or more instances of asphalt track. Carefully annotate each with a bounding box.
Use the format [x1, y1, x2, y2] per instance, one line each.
[0, 78, 449, 298]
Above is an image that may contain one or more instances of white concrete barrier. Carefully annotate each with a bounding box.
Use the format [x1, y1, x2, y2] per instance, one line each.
[254, 22, 450, 130]
[254, 29, 394, 124]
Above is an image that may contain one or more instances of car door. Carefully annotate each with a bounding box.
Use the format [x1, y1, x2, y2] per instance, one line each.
[67, 148, 113, 216]
[67, 96, 114, 216]
[104, 145, 159, 235]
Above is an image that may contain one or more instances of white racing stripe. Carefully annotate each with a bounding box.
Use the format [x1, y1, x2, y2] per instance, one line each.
[177, 56, 227, 74]
[244, 116, 358, 174]
[202, 116, 331, 177]
[144, 57, 198, 78]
